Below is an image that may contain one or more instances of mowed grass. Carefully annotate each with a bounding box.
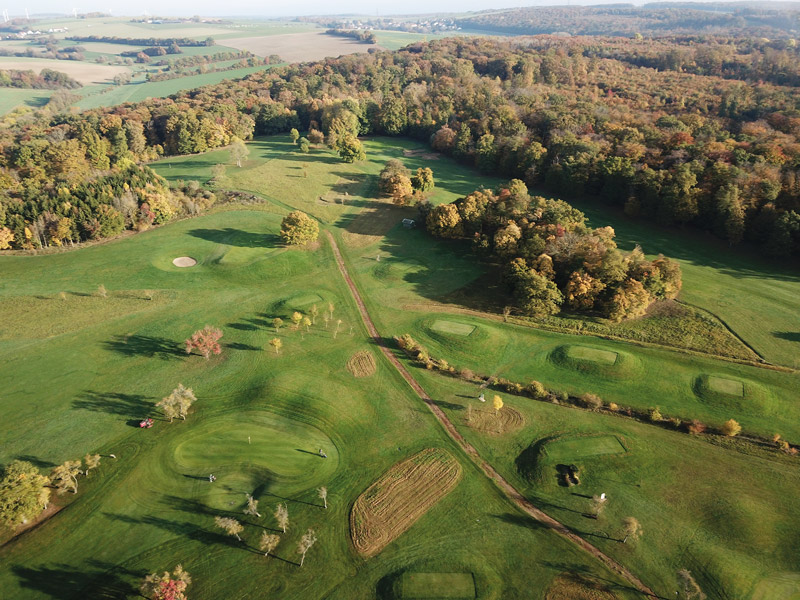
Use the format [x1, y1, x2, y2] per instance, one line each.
[399, 572, 476, 599]
[430, 320, 476, 336]
[0, 88, 53, 115]
[565, 345, 618, 365]
[412, 370, 800, 600]
[707, 375, 744, 396]
[0, 210, 638, 599]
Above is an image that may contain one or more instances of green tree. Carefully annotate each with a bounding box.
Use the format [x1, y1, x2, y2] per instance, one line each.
[289, 128, 300, 144]
[269, 338, 282, 355]
[0, 460, 50, 529]
[334, 134, 366, 163]
[229, 137, 249, 167]
[50, 460, 82, 495]
[411, 167, 435, 192]
[512, 268, 563, 317]
[299, 137, 310, 153]
[280, 211, 319, 245]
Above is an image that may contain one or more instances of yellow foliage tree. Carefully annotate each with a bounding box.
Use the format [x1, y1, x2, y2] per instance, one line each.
[492, 395, 504, 415]
[721, 419, 742, 437]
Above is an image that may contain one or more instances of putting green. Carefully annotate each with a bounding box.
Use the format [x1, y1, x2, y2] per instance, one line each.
[751, 572, 800, 600]
[707, 375, 745, 397]
[566, 346, 618, 365]
[288, 293, 324, 308]
[172, 411, 338, 507]
[400, 572, 476, 599]
[431, 320, 476, 336]
[543, 436, 627, 463]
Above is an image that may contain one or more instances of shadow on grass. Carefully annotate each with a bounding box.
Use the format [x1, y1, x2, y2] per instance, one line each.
[536, 564, 643, 597]
[103, 335, 185, 360]
[73, 391, 153, 418]
[225, 342, 261, 352]
[14, 455, 56, 469]
[432, 399, 465, 411]
[493, 512, 547, 531]
[187, 228, 281, 248]
[11, 559, 142, 599]
[774, 331, 800, 342]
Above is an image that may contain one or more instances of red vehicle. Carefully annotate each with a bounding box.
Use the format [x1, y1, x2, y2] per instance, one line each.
[139, 418, 154, 428]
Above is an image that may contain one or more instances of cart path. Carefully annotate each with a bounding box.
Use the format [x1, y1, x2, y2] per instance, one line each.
[326, 231, 658, 598]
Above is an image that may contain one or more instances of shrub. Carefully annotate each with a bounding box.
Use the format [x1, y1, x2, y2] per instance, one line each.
[687, 420, 706, 435]
[459, 368, 476, 381]
[580, 393, 603, 411]
[607, 402, 619, 412]
[649, 407, 663, 422]
[527, 380, 548, 399]
[721, 419, 742, 437]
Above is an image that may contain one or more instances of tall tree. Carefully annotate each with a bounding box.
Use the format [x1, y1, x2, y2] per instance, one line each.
[50, 460, 82, 495]
[0, 460, 51, 529]
[229, 137, 249, 167]
[289, 128, 299, 144]
[297, 528, 317, 566]
[274, 502, 289, 533]
[214, 516, 244, 541]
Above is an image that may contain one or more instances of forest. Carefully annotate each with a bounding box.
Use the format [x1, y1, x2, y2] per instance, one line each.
[0, 35, 798, 256]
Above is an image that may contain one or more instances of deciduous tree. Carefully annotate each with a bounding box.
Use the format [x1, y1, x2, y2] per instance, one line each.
[229, 137, 249, 167]
[721, 419, 742, 437]
[677, 569, 706, 600]
[83, 454, 101, 477]
[274, 502, 289, 533]
[289, 128, 299, 144]
[0, 460, 50, 529]
[280, 210, 319, 245]
[492, 395, 504, 415]
[185, 326, 223, 359]
[157, 383, 197, 422]
[140, 565, 191, 600]
[297, 528, 317, 566]
[318, 486, 327, 509]
[50, 460, 82, 495]
[273, 317, 283, 332]
[214, 516, 244, 541]
[621, 516, 642, 542]
[244, 494, 261, 517]
[269, 338, 282, 355]
[259, 531, 280, 557]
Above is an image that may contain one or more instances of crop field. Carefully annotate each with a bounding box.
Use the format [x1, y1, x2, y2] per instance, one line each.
[0, 56, 128, 84]
[223, 31, 380, 62]
[350, 448, 462, 557]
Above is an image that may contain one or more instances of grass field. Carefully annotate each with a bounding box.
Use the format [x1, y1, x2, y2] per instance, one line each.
[0, 56, 128, 84]
[3, 131, 800, 599]
[0, 87, 53, 115]
[399, 572, 476, 599]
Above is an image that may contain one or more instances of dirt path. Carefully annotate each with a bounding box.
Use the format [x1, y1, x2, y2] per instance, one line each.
[325, 231, 658, 598]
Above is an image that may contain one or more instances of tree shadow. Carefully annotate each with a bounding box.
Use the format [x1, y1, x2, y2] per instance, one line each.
[73, 391, 153, 418]
[492, 512, 546, 531]
[13, 455, 56, 469]
[431, 399, 465, 411]
[187, 228, 281, 249]
[11, 559, 141, 599]
[103, 334, 185, 360]
[774, 331, 800, 342]
[226, 322, 258, 331]
[225, 342, 261, 352]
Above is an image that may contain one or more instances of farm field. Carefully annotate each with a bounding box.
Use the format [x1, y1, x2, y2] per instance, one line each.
[0, 87, 52, 114]
[223, 31, 381, 62]
[2, 129, 800, 600]
[0, 56, 129, 84]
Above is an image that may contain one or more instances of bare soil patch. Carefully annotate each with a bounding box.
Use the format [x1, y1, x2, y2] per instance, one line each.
[224, 31, 382, 63]
[465, 406, 524, 436]
[0, 57, 129, 85]
[402, 149, 425, 157]
[422, 153, 440, 160]
[172, 256, 197, 267]
[347, 350, 377, 377]
[545, 574, 619, 600]
[350, 447, 462, 557]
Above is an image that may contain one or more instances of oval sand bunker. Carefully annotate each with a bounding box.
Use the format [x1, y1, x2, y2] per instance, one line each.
[172, 256, 197, 268]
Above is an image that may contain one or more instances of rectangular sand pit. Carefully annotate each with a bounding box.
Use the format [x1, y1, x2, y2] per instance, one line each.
[401, 572, 476, 599]
[431, 320, 476, 336]
[708, 376, 744, 397]
[566, 345, 618, 365]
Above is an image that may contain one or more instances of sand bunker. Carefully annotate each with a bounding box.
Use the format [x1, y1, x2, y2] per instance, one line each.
[172, 257, 197, 268]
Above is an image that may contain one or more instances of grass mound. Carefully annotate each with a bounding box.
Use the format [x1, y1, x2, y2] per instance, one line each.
[465, 406, 524, 436]
[347, 350, 377, 377]
[549, 344, 639, 379]
[543, 435, 627, 463]
[171, 411, 338, 503]
[350, 448, 462, 557]
[398, 572, 476, 599]
[430, 320, 476, 336]
[750, 572, 800, 600]
[694, 374, 769, 415]
[545, 574, 619, 600]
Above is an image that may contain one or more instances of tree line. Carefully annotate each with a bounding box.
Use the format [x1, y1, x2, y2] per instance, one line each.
[324, 29, 377, 44]
[66, 35, 215, 47]
[0, 68, 81, 90]
[1, 36, 798, 255]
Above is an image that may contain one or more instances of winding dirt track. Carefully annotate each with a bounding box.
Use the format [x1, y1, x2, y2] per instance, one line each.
[325, 231, 657, 598]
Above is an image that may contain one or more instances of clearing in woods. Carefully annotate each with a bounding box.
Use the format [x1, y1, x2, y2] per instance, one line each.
[347, 350, 377, 377]
[399, 572, 476, 599]
[431, 320, 477, 336]
[543, 436, 627, 463]
[350, 448, 462, 557]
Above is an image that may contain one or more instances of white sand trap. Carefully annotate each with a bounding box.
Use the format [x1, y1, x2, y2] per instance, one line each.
[172, 257, 197, 268]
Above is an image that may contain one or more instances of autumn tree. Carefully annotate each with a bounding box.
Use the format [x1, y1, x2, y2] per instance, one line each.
[96, 284, 107, 298]
[229, 137, 249, 167]
[677, 569, 706, 600]
[0, 460, 51, 529]
[302, 316, 312, 332]
[50, 460, 82, 495]
[0, 227, 14, 250]
[308, 129, 324, 145]
[318, 486, 328, 509]
[274, 502, 289, 533]
[140, 565, 191, 600]
[83, 453, 101, 477]
[591, 493, 608, 517]
[299, 137, 310, 153]
[280, 210, 319, 245]
[185, 326, 223, 359]
[214, 516, 244, 541]
[335, 134, 366, 163]
[492, 395, 504, 415]
[259, 531, 280, 557]
[310, 304, 319, 324]
[721, 419, 742, 437]
[269, 338, 282, 355]
[605, 279, 652, 322]
[378, 160, 413, 205]
[411, 167, 434, 192]
[289, 128, 299, 144]
[244, 494, 261, 518]
[297, 528, 317, 566]
[272, 317, 283, 332]
[157, 383, 197, 422]
[290, 311, 303, 330]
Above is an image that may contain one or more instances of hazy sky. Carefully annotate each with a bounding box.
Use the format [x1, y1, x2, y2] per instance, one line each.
[16, 0, 697, 19]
